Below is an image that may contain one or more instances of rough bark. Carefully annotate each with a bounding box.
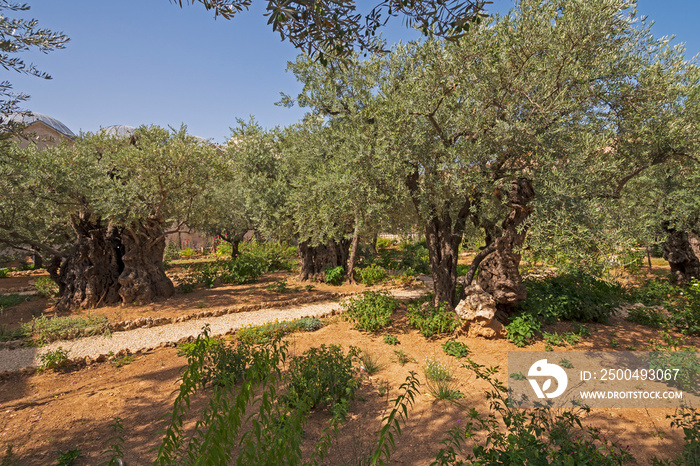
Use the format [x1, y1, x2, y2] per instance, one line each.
[424, 215, 462, 310]
[118, 216, 174, 305]
[476, 178, 535, 312]
[346, 222, 361, 284]
[298, 239, 351, 281]
[662, 228, 700, 285]
[51, 212, 124, 311]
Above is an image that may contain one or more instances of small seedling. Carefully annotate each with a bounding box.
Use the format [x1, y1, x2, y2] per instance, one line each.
[55, 448, 81, 465]
[510, 372, 526, 381]
[442, 340, 470, 358]
[382, 334, 400, 345]
[38, 347, 69, 372]
[558, 358, 573, 369]
[393, 349, 414, 366]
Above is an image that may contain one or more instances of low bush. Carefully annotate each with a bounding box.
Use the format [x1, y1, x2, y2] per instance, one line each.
[239, 240, 297, 273]
[505, 314, 541, 347]
[442, 341, 470, 359]
[0, 294, 24, 309]
[236, 317, 324, 345]
[215, 241, 233, 257]
[177, 275, 198, 293]
[343, 291, 399, 332]
[163, 243, 179, 260]
[627, 307, 667, 328]
[23, 314, 110, 344]
[433, 359, 634, 465]
[283, 344, 360, 410]
[34, 277, 58, 298]
[357, 264, 387, 286]
[179, 247, 197, 258]
[219, 255, 266, 284]
[0, 268, 9, 278]
[38, 347, 69, 372]
[652, 408, 700, 465]
[518, 271, 624, 324]
[426, 379, 463, 402]
[324, 265, 345, 285]
[406, 299, 459, 338]
[383, 334, 400, 345]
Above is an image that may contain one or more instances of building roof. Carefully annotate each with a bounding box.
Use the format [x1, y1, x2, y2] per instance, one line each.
[99, 125, 137, 138]
[1, 112, 75, 138]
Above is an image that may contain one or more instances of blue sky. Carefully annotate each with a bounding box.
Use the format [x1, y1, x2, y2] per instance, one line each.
[9, 0, 700, 143]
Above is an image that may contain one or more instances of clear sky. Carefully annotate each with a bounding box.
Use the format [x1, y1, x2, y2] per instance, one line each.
[8, 0, 700, 143]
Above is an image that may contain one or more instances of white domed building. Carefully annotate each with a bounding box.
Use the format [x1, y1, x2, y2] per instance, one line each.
[1, 112, 75, 149]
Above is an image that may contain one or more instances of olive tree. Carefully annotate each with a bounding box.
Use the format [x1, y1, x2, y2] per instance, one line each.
[0, 126, 224, 309]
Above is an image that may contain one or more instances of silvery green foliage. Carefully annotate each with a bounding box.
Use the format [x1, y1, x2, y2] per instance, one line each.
[0, 126, 224, 256]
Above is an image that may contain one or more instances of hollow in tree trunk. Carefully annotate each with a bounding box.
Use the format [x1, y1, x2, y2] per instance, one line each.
[298, 239, 351, 281]
[118, 215, 175, 305]
[662, 227, 700, 286]
[50, 212, 124, 311]
[475, 178, 535, 313]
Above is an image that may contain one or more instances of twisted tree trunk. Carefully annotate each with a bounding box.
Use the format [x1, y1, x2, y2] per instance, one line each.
[50, 212, 124, 310]
[298, 239, 351, 281]
[663, 227, 700, 286]
[474, 178, 535, 313]
[118, 215, 174, 305]
[424, 215, 462, 310]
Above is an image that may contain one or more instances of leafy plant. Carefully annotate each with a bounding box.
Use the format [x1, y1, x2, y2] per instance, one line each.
[505, 313, 541, 347]
[100, 417, 125, 466]
[34, 276, 58, 298]
[343, 291, 398, 332]
[627, 307, 667, 328]
[0, 294, 24, 309]
[0, 268, 9, 278]
[406, 299, 459, 338]
[652, 408, 700, 465]
[510, 372, 526, 381]
[0, 324, 27, 342]
[442, 340, 470, 359]
[518, 271, 624, 324]
[383, 334, 400, 345]
[163, 242, 179, 260]
[295, 317, 323, 332]
[215, 241, 233, 257]
[646, 349, 699, 393]
[433, 359, 634, 465]
[177, 275, 198, 293]
[110, 353, 134, 369]
[393, 349, 414, 366]
[38, 347, 69, 372]
[55, 448, 81, 465]
[283, 344, 360, 410]
[23, 314, 110, 344]
[357, 264, 387, 286]
[324, 265, 345, 285]
[559, 358, 573, 369]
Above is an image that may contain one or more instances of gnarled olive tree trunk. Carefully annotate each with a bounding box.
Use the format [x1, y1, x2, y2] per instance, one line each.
[118, 215, 174, 305]
[298, 239, 351, 281]
[49, 212, 124, 311]
[663, 227, 700, 285]
[49, 213, 174, 310]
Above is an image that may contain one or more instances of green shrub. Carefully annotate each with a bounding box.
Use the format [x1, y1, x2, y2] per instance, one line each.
[0, 294, 24, 309]
[343, 291, 399, 332]
[357, 264, 387, 286]
[627, 307, 667, 328]
[383, 334, 400, 345]
[179, 247, 197, 258]
[433, 359, 634, 465]
[406, 299, 459, 338]
[164, 243, 179, 260]
[23, 314, 110, 344]
[518, 271, 624, 324]
[215, 241, 233, 257]
[239, 240, 297, 272]
[393, 349, 415, 366]
[652, 408, 700, 465]
[426, 379, 463, 402]
[295, 317, 323, 332]
[375, 237, 392, 249]
[505, 314, 541, 347]
[38, 347, 69, 371]
[324, 265, 345, 285]
[219, 255, 266, 284]
[397, 240, 430, 274]
[645, 349, 699, 394]
[34, 277, 58, 298]
[283, 344, 360, 410]
[0, 268, 9, 278]
[0, 324, 27, 342]
[236, 317, 324, 345]
[442, 340, 470, 359]
[55, 448, 81, 465]
[178, 275, 198, 293]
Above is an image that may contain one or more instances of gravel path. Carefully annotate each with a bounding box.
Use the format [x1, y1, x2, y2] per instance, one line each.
[0, 288, 426, 373]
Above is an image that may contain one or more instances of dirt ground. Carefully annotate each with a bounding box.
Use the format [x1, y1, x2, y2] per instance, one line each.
[0, 261, 697, 465]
